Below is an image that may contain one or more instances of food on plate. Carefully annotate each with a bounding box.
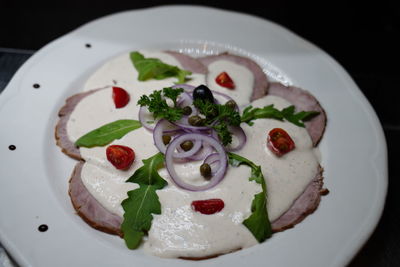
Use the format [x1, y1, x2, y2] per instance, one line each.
[55, 50, 327, 259]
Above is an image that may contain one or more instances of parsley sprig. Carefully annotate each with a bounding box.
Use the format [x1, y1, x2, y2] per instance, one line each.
[193, 99, 241, 146]
[137, 87, 184, 122]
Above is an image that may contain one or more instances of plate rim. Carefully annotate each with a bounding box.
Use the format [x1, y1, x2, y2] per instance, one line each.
[0, 5, 388, 267]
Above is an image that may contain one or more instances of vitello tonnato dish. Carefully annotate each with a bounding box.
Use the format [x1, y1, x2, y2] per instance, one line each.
[55, 49, 327, 259]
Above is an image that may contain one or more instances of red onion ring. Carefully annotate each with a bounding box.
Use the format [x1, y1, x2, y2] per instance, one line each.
[139, 106, 157, 131]
[204, 153, 221, 176]
[153, 119, 175, 154]
[177, 91, 192, 107]
[172, 116, 209, 131]
[204, 153, 220, 165]
[225, 126, 247, 151]
[165, 133, 227, 191]
[212, 90, 234, 104]
[172, 137, 202, 159]
[179, 143, 213, 161]
[172, 84, 195, 92]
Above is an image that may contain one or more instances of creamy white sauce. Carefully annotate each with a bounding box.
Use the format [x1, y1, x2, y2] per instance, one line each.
[206, 60, 254, 107]
[66, 51, 320, 258]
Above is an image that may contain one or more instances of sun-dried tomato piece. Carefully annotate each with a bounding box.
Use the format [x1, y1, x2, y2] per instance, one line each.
[191, 199, 225, 215]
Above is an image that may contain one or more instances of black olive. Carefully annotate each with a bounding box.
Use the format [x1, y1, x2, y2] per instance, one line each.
[225, 100, 237, 110]
[182, 106, 192, 116]
[200, 163, 212, 178]
[162, 135, 171, 145]
[180, 140, 194, 151]
[193, 85, 214, 102]
[188, 115, 205, 126]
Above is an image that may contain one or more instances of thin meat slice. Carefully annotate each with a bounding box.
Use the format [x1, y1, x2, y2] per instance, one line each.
[268, 82, 327, 146]
[272, 166, 324, 232]
[164, 51, 208, 74]
[68, 162, 324, 239]
[55, 89, 102, 160]
[198, 53, 269, 101]
[69, 162, 123, 236]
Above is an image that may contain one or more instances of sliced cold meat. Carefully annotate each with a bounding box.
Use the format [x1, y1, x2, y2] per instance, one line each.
[69, 162, 123, 236]
[55, 89, 101, 160]
[165, 51, 208, 74]
[198, 53, 269, 102]
[268, 82, 327, 146]
[271, 166, 324, 232]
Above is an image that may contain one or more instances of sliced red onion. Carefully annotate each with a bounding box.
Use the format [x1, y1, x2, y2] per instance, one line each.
[172, 84, 195, 92]
[153, 119, 173, 154]
[172, 138, 202, 159]
[204, 153, 220, 165]
[139, 106, 157, 131]
[177, 91, 192, 107]
[172, 116, 209, 131]
[165, 133, 227, 191]
[225, 126, 247, 152]
[186, 143, 213, 161]
[204, 153, 221, 176]
[212, 90, 234, 104]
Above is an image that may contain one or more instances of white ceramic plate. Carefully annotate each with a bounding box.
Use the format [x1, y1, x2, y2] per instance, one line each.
[0, 5, 387, 267]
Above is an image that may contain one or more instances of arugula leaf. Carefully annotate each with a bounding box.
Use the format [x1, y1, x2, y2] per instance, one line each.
[241, 104, 283, 126]
[281, 106, 320, 127]
[228, 152, 272, 242]
[137, 87, 184, 122]
[130, 51, 191, 83]
[241, 104, 319, 127]
[75, 120, 141, 147]
[121, 153, 167, 249]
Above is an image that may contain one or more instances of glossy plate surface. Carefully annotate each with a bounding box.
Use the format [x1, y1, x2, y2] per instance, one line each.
[0, 5, 387, 267]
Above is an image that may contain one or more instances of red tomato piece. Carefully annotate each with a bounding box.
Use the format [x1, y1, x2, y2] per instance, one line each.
[106, 145, 135, 170]
[112, 87, 130, 108]
[267, 128, 295, 156]
[215, 72, 235, 89]
[191, 199, 225, 215]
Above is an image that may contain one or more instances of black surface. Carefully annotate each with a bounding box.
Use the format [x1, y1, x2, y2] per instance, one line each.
[0, 3, 398, 266]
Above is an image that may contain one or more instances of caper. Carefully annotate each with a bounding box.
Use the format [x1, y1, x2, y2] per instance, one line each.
[225, 100, 237, 110]
[200, 163, 212, 179]
[180, 140, 194, 151]
[188, 115, 205, 126]
[182, 106, 192, 116]
[162, 135, 171, 145]
[193, 85, 214, 102]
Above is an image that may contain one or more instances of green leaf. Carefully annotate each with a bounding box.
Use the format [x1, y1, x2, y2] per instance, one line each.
[137, 88, 184, 122]
[193, 99, 241, 146]
[121, 153, 167, 249]
[228, 152, 272, 242]
[126, 153, 167, 189]
[281, 106, 320, 127]
[241, 104, 283, 125]
[130, 51, 192, 83]
[75, 120, 141, 147]
[243, 192, 271, 242]
[241, 104, 319, 128]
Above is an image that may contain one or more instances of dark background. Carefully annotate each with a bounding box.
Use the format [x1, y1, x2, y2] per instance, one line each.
[0, 2, 399, 266]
